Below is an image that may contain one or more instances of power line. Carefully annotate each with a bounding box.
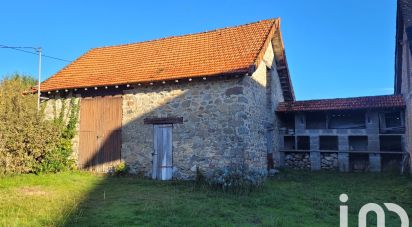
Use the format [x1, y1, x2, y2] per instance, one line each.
[0, 45, 71, 62]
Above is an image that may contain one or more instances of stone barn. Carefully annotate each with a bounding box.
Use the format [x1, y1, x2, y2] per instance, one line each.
[40, 19, 294, 179]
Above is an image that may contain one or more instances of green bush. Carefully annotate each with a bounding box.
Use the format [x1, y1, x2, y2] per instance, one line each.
[0, 74, 78, 174]
[37, 98, 79, 173]
[113, 162, 129, 176]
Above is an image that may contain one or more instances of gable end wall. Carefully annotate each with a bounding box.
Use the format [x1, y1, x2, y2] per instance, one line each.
[122, 43, 283, 179]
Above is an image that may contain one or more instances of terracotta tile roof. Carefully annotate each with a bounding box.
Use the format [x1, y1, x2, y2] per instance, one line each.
[276, 95, 405, 112]
[41, 19, 280, 92]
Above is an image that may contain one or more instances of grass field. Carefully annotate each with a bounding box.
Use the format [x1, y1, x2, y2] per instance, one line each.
[0, 171, 411, 226]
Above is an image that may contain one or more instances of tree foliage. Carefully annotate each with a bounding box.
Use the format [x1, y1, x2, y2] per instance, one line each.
[0, 74, 78, 174]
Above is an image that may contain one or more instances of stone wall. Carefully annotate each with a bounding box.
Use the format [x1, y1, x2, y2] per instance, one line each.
[42, 94, 81, 164]
[284, 152, 310, 169]
[284, 152, 338, 170]
[399, 27, 412, 173]
[242, 41, 283, 170]
[320, 153, 338, 170]
[122, 77, 260, 179]
[122, 42, 281, 179]
[265, 41, 285, 167]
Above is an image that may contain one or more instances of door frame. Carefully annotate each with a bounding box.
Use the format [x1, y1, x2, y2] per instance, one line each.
[152, 124, 173, 180]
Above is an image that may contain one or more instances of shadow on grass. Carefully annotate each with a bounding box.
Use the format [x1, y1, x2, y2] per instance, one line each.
[59, 175, 220, 226]
[60, 75, 276, 226]
[57, 171, 412, 226]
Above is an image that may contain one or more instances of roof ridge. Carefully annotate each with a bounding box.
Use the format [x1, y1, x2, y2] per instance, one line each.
[277, 95, 404, 112]
[251, 18, 278, 69]
[290, 94, 402, 103]
[93, 18, 279, 50]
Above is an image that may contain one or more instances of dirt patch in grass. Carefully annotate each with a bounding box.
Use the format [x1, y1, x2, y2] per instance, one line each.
[17, 186, 49, 196]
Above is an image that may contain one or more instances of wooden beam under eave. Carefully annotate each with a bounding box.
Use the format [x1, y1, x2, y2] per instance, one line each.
[143, 117, 183, 125]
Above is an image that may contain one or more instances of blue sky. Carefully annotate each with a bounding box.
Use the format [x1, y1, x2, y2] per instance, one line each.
[0, 0, 396, 100]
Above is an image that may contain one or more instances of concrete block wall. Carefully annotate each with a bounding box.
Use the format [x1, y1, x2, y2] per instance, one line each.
[365, 112, 379, 134]
[338, 136, 349, 172]
[278, 137, 285, 167]
[368, 135, 381, 172]
[310, 136, 320, 170]
[277, 110, 408, 172]
[294, 113, 305, 133]
[366, 112, 381, 172]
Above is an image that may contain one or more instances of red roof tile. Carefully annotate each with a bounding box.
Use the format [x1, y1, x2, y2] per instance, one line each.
[277, 95, 405, 112]
[41, 19, 281, 92]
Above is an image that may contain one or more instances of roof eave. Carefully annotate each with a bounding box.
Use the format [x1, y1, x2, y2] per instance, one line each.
[270, 19, 295, 101]
[276, 106, 406, 113]
[39, 68, 250, 93]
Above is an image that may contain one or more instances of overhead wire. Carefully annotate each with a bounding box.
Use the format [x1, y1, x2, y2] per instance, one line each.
[0, 45, 71, 62]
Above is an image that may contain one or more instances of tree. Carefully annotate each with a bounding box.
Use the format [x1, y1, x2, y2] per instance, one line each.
[0, 74, 76, 174]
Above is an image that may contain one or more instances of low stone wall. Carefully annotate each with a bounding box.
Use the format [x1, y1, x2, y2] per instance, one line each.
[320, 153, 338, 170]
[284, 152, 310, 169]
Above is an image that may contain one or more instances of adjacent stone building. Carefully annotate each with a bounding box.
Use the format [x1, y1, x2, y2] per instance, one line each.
[269, 0, 412, 173]
[276, 95, 407, 172]
[40, 19, 294, 179]
[395, 0, 412, 173]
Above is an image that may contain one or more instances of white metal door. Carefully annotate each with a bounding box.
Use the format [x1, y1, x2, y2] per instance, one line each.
[152, 124, 173, 180]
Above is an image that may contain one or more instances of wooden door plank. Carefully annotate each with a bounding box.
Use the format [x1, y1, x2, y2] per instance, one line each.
[163, 125, 173, 180]
[100, 96, 122, 170]
[161, 127, 167, 180]
[79, 95, 122, 171]
[152, 125, 159, 179]
[79, 98, 99, 168]
[156, 126, 164, 179]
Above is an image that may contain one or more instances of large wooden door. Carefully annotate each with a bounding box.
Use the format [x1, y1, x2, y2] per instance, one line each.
[78, 96, 122, 171]
[152, 125, 173, 180]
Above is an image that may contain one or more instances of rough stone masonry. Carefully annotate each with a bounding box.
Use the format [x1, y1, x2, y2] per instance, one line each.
[43, 42, 285, 179]
[121, 42, 284, 179]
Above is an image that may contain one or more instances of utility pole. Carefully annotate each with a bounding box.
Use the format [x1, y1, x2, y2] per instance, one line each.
[0, 45, 43, 111]
[1, 45, 70, 111]
[37, 47, 42, 111]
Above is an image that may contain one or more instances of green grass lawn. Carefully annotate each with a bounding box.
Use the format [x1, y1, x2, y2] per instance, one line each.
[0, 171, 411, 227]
